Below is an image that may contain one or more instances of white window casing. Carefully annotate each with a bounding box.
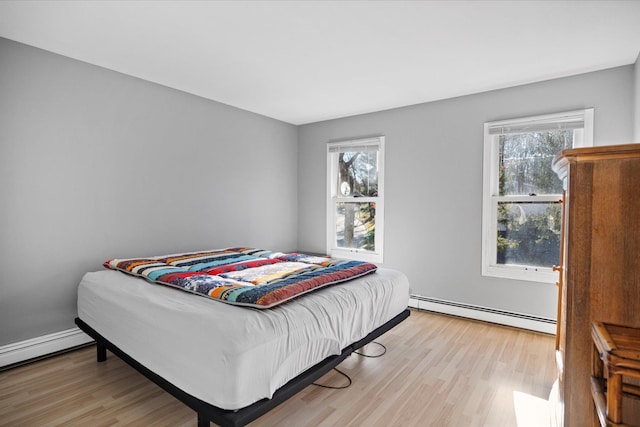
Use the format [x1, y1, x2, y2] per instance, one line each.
[482, 109, 593, 283]
[327, 136, 384, 263]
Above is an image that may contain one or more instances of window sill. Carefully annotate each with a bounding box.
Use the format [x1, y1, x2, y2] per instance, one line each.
[483, 265, 557, 284]
[329, 248, 382, 264]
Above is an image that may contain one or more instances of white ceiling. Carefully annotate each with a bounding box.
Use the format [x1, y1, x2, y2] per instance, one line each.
[1, 1, 639, 125]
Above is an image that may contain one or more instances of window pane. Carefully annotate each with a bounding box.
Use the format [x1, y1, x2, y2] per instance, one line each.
[497, 201, 561, 268]
[335, 202, 376, 251]
[499, 130, 572, 196]
[337, 151, 378, 197]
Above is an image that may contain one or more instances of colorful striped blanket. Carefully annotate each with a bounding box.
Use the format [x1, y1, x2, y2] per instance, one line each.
[104, 248, 377, 309]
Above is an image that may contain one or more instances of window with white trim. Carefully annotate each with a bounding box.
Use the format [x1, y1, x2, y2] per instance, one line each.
[482, 109, 593, 282]
[327, 136, 384, 263]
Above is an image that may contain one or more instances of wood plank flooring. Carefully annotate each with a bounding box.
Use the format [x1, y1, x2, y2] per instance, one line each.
[0, 309, 556, 426]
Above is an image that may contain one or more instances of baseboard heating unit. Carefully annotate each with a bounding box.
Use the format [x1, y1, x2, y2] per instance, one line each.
[409, 295, 556, 334]
[0, 327, 94, 370]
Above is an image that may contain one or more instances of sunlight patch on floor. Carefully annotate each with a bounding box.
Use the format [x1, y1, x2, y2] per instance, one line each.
[513, 390, 550, 427]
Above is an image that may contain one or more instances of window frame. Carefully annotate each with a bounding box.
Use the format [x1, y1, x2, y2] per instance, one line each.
[326, 136, 385, 263]
[481, 109, 593, 283]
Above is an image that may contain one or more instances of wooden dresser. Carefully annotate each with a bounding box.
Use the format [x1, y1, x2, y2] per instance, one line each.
[551, 143, 640, 427]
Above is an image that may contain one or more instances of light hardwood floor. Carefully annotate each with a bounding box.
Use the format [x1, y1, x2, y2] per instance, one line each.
[0, 309, 556, 426]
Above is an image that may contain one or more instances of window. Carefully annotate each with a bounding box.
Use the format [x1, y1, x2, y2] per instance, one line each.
[327, 136, 384, 263]
[482, 109, 593, 282]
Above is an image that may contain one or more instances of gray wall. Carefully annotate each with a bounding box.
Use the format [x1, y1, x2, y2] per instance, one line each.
[0, 38, 298, 345]
[298, 66, 634, 320]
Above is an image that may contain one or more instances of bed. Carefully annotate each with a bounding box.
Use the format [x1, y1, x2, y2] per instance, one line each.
[75, 248, 410, 426]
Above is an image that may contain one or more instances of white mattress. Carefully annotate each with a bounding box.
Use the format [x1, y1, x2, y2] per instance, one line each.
[77, 267, 409, 410]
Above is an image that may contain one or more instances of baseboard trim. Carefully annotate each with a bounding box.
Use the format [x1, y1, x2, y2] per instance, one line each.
[409, 295, 557, 335]
[0, 327, 94, 369]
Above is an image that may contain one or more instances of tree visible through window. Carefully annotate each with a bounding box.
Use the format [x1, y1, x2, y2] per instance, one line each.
[496, 131, 571, 267]
[337, 150, 377, 250]
[482, 109, 593, 282]
[327, 137, 384, 263]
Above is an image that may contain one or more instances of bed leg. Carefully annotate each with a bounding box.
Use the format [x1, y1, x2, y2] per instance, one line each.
[197, 413, 210, 427]
[97, 342, 107, 362]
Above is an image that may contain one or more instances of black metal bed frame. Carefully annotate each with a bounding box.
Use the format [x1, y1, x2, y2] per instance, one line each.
[75, 309, 409, 427]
